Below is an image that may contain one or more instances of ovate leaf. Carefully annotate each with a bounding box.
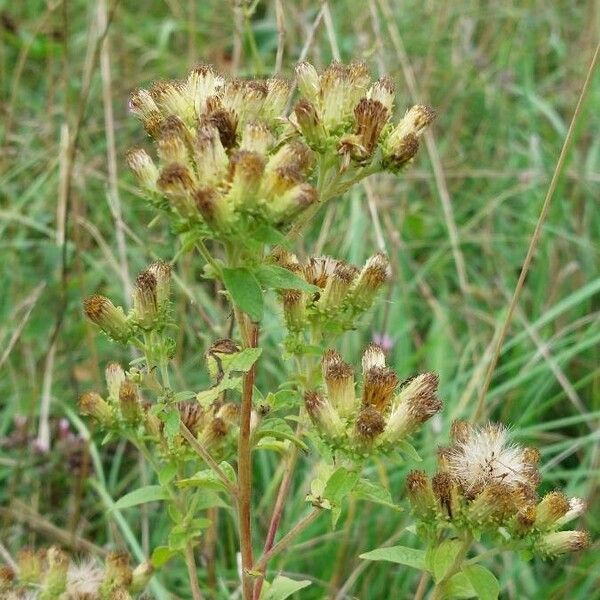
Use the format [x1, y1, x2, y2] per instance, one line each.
[428, 539, 464, 582]
[260, 575, 311, 600]
[255, 265, 318, 293]
[360, 545, 426, 570]
[115, 485, 167, 509]
[222, 267, 263, 321]
[463, 565, 500, 600]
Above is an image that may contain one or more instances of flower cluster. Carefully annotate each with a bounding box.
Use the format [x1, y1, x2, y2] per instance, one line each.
[126, 62, 434, 246]
[406, 422, 590, 556]
[79, 356, 244, 462]
[305, 344, 441, 459]
[292, 61, 435, 172]
[83, 260, 172, 344]
[1, 547, 152, 599]
[127, 65, 316, 240]
[271, 249, 391, 349]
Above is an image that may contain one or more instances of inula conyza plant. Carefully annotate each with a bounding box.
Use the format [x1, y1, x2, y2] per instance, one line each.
[3, 61, 586, 600]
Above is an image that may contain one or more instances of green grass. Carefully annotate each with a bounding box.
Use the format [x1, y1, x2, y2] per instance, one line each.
[0, 1, 598, 598]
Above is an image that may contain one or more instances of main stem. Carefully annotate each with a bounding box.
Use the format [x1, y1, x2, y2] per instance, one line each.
[431, 535, 472, 600]
[236, 307, 258, 600]
[184, 542, 204, 600]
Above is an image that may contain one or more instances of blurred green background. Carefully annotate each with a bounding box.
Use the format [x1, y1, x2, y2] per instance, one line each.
[0, 1, 598, 598]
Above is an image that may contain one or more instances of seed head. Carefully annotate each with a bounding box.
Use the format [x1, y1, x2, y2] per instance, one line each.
[178, 401, 206, 436]
[186, 64, 223, 115]
[450, 420, 473, 445]
[147, 260, 172, 307]
[368, 76, 395, 111]
[316, 262, 358, 310]
[194, 124, 229, 186]
[282, 290, 306, 332]
[361, 344, 387, 372]
[294, 99, 327, 146]
[295, 61, 320, 102]
[349, 253, 391, 308]
[406, 470, 437, 521]
[261, 78, 291, 121]
[353, 98, 389, 156]
[240, 121, 274, 154]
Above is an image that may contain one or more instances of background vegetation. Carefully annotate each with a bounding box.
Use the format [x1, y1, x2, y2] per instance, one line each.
[0, 1, 598, 598]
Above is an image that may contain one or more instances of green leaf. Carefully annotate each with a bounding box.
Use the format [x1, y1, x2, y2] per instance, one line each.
[323, 467, 359, 526]
[255, 265, 318, 293]
[462, 565, 500, 600]
[260, 575, 311, 600]
[360, 545, 426, 570]
[151, 546, 178, 568]
[250, 223, 291, 247]
[161, 407, 180, 443]
[114, 485, 168, 510]
[222, 267, 263, 321]
[428, 539, 464, 582]
[158, 463, 178, 486]
[256, 417, 308, 451]
[397, 439, 422, 462]
[352, 478, 401, 511]
[227, 347, 263, 372]
[178, 462, 237, 493]
[442, 572, 476, 598]
[196, 376, 242, 407]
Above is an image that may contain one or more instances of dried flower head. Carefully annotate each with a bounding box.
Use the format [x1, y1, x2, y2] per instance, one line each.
[83, 295, 130, 343]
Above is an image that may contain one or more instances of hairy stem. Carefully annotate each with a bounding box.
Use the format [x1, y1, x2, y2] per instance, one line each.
[184, 542, 204, 600]
[236, 309, 258, 600]
[252, 445, 299, 600]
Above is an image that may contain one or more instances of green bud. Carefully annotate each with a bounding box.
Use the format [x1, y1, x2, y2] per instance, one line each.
[84, 295, 130, 343]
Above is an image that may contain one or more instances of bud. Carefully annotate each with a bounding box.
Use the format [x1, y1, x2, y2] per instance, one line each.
[391, 104, 436, 141]
[240, 121, 274, 155]
[150, 80, 194, 124]
[17, 548, 43, 583]
[406, 470, 437, 521]
[383, 373, 441, 441]
[368, 76, 395, 111]
[130, 560, 154, 593]
[129, 89, 162, 136]
[361, 367, 398, 413]
[206, 338, 241, 383]
[126, 148, 159, 192]
[295, 61, 320, 102]
[266, 140, 313, 175]
[535, 491, 570, 530]
[282, 290, 306, 332]
[193, 186, 233, 230]
[199, 416, 229, 448]
[132, 270, 158, 329]
[348, 253, 391, 309]
[147, 260, 171, 307]
[450, 420, 472, 444]
[105, 362, 126, 402]
[261, 78, 291, 122]
[304, 390, 344, 439]
[361, 344, 387, 372]
[537, 530, 590, 556]
[83, 295, 130, 343]
[268, 182, 317, 223]
[157, 163, 196, 206]
[157, 127, 189, 165]
[186, 64, 223, 115]
[205, 107, 239, 149]
[119, 380, 142, 425]
[353, 98, 389, 157]
[354, 405, 386, 443]
[294, 99, 327, 147]
[40, 546, 69, 599]
[143, 403, 162, 438]
[467, 483, 516, 526]
[432, 471, 461, 519]
[227, 150, 265, 207]
[100, 552, 132, 597]
[383, 132, 419, 170]
[316, 262, 357, 311]
[322, 349, 356, 418]
[79, 392, 113, 426]
[194, 124, 229, 186]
